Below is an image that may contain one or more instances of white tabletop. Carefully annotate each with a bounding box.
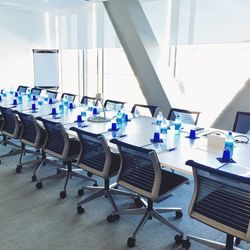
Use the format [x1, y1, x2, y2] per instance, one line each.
[1, 93, 250, 176]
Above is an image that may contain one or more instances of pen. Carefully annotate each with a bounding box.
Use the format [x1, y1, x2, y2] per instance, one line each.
[167, 147, 177, 152]
[118, 134, 127, 138]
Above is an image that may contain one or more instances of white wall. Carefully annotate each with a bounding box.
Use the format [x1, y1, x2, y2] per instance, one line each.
[0, 8, 48, 90]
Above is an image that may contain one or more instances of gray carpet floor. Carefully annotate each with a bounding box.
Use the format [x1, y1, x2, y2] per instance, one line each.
[0, 145, 249, 250]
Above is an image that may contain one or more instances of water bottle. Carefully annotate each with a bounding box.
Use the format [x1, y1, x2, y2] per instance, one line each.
[10, 87, 14, 95]
[44, 90, 49, 103]
[224, 131, 234, 159]
[27, 89, 31, 101]
[2, 88, 7, 97]
[38, 96, 43, 106]
[63, 96, 69, 109]
[121, 108, 126, 122]
[160, 118, 168, 135]
[156, 111, 163, 126]
[174, 115, 182, 135]
[59, 100, 64, 114]
[116, 110, 122, 123]
[18, 92, 23, 104]
[81, 106, 87, 120]
[134, 107, 140, 117]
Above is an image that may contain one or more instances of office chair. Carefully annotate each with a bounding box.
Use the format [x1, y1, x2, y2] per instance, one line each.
[104, 99, 126, 111]
[35, 117, 96, 198]
[46, 90, 58, 100]
[131, 104, 160, 117]
[233, 111, 250, 134]
[184, 160, 250, 249]
[0, 107, 22, 162]
[167, 108, 200, 125]
[16, 85, 28, 93]
[31, 87, 42, 96]
[14, 111, 46, 176]
[108, 139, 188, 247]
[70, 128, 138, 214]
[80, 96, 97, 106]
[61, 93, 76, 102]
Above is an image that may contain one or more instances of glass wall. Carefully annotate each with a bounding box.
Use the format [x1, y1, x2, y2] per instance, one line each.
[175, 43, 250, 125]
[103, 48, 146, 107]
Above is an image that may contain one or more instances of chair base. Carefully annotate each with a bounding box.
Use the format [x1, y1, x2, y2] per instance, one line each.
[35, 159, 97, 199]
[16, 145, 44, 173]
[77, 179, 139, 213]
[185, 235, 243, 250]
[0, 139, 21, 159]
[109, 198, 184, 247]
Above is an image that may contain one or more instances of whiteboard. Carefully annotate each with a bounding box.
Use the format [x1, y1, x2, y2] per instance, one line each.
[33, 49, 59, 88]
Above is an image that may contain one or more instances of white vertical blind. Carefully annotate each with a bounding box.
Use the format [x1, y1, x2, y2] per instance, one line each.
[50, 3, 120, 49]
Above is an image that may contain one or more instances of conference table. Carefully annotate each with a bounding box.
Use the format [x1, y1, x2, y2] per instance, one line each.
[1, 92, 250, 177]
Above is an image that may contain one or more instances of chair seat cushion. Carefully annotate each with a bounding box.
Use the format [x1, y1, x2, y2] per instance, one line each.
[159, 169, 188, 197]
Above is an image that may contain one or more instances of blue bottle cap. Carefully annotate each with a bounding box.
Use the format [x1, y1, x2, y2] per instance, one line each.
[32, 104, 36, 110]
[77, 115, 82, 123]
[69, 102, 74, 109]
[13, 99, 17, 106]
[51, 108, 57, 115]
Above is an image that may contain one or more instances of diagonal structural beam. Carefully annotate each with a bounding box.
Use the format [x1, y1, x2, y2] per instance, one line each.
[104, 0, 184, 113]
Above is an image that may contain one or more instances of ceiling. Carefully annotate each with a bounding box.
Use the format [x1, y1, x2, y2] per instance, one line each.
[0, 0, 157, 11]
[0, 0, 107, 11]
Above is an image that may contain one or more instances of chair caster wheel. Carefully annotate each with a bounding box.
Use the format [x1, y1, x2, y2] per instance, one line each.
[134, 197, 144, 208]
[176, 211, 183, 218]
[235, 237, 241, 246]
[78, 188, 84, 196]
[16, 166, 22, 174]
[77, 206, 85, 214]
[107, 214, 120, 223]
[87, 171, 93, 177]
[127, 237, 136, 248]
[32, 175, 37, 182]
[93, 182, 98, 187]
[175, 234, 183, 245]
[60, 191, 66, 199]
[36, 182, 43, 189]
[182, 239, 191, 249]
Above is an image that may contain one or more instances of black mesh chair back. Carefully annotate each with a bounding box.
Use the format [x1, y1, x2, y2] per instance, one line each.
[61, 93, 76, 102]
[186, 160, 250, 245]
[233, 111, 250, 134]
[71, 128, 111, 179]
[111, 139, 162, 200]
[131, 104, 160, 117]
[16, 85, 28, 93]
[31, 87, 42, 96]
[47, 90, 58, 100]
[167, 108, 200, 125]
[104, 99, 126, 111]
[15, 111, 44, 148]
[81, 96, 97, 106]
[0, 106, 20, 138]
[37, 117, 69, 159]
